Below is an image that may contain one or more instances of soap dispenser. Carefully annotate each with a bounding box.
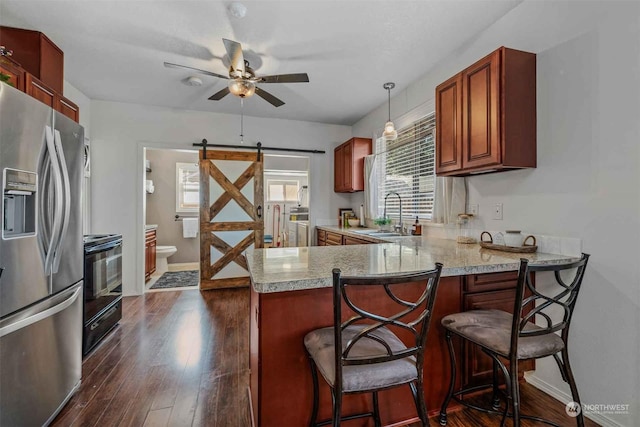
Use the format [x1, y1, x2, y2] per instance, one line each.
[411, 217, 422, 236]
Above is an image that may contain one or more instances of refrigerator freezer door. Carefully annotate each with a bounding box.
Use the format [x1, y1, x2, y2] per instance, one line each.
[51, 111, 84, 294]
[0, 84, 53, 317]
[0, 282, 82, 426]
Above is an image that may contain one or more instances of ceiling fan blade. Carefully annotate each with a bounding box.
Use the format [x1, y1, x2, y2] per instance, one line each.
[257, 73, 310, 84]
[208, 87, 230, 101]
[164, 62, 228, 80]
[255, 87, 285, 107]
[222, 38, 246, 76]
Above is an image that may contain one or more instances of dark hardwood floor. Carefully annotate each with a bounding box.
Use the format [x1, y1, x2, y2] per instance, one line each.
[52, 289, 598, 427]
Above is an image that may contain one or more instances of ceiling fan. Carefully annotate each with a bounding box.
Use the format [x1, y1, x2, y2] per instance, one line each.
[164, 38, 309, 107]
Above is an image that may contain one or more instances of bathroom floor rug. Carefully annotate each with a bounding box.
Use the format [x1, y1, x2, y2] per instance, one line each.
[150, 270, 199, 289]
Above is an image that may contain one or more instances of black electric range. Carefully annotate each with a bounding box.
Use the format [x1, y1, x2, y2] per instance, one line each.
[83, 234, 123, 355]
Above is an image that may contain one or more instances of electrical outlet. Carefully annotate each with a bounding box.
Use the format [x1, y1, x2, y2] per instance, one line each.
[493, 203, 503, 220]
[469, 204, 479, 216]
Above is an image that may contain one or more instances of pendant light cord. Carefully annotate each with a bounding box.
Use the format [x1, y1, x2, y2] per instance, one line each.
[387, 86, 391, 121]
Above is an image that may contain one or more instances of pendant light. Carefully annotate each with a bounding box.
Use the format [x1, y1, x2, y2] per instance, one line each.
[382, 82, 397, 141]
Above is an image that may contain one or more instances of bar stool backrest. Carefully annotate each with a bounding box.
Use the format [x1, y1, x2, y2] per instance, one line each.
[511, 254, 590, 356]
[332, 263, 443, 385]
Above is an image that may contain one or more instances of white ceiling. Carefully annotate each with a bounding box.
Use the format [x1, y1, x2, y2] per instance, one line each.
[0, 0, 521, 125]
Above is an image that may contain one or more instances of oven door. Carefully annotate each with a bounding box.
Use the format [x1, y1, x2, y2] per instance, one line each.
[84, 239, 122, 321]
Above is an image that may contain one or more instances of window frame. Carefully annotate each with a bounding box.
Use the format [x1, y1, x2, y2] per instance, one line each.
[266, 179, 300, 203]
[175, 162, 200, 213]
[375, 113, 436, 221]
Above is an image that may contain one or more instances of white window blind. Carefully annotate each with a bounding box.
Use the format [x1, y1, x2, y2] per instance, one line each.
[267, 180, 299, 202]
[376, 113, 436, 220]
[176, 162, 199, 212]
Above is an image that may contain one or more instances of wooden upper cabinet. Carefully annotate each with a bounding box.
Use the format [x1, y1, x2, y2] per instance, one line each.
[0, 57, 25, 91]
[334, 144, 345, 192]
[435, 74, 462, 173]
[334, 137, 372, 193]
[56, 95, 79, 123]
[436, 47, 536, 176]
[25, 73, 55, 108]
[0, 26, 64, 93]
[462, 50, 501, 169]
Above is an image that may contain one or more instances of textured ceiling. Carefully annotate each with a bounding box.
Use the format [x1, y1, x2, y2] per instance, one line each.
[0, 0, 521, 125]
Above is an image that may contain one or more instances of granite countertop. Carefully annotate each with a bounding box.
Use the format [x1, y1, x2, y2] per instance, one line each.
[246, 234, 578, 294]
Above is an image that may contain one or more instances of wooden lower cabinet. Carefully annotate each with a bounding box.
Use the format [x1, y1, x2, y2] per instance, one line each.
[250, 277, 463, 426]
[342, 235, 372, 245]
[462, 273, 535, 389]
[145, 229, 157, 282]
[316, 229, 376, 246]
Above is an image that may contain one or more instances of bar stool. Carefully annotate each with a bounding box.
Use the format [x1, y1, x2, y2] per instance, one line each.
[304, 264, 443, 427]
[439, 254, 590, 427]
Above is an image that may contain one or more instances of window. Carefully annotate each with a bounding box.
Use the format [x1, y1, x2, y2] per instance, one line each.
[176, 162, 199, 212]
[267, 180, 299, 202]
[376, 113, 436, 220]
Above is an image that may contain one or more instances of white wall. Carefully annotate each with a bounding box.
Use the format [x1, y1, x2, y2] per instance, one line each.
[63, 80, 91, 138]
[352, 1, 640, 425]
[90, 101, 351, 296]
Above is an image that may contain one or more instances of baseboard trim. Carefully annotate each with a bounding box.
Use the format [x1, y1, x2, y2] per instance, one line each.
[524, 372, 622, 427]
[168, 262, 199, 272]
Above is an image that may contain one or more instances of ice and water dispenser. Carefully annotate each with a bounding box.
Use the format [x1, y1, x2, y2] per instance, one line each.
[2, 168, 37, 239]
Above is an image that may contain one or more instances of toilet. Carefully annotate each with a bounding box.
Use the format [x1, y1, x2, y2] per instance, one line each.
[155, 245, 177, 275]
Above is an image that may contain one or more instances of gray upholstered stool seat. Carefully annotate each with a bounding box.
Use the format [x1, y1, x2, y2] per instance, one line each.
[441, 309, 564, 359]
[304, 325, 417, 392]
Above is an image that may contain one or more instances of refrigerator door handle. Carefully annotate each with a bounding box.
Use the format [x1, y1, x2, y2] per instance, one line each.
[51, 129, 71, 274]
[43, 126, 64, 277]
[0, 286, 81, 338]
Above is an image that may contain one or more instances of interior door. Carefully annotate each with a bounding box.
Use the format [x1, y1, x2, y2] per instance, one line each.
[199, 150, 264, 290]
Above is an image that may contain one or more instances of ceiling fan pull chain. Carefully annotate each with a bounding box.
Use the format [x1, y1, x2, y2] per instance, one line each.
[240, 98, 245, 144]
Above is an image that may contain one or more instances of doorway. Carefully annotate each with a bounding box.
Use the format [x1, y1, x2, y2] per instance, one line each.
[143, 148, 200, 292]
[263, 154, 311, 248]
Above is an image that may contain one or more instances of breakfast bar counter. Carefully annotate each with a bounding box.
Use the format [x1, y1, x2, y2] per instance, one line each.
[246, 237, 576, 427]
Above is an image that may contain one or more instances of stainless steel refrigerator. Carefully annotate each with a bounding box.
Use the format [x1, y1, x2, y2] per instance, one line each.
[0, 83, 84, 426]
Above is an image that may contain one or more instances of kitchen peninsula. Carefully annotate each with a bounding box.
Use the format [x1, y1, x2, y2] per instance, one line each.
[246, 233, 576, 427]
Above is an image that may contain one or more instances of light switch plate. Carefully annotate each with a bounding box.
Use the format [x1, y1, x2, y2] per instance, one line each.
[469, 204, 479, 216]
[493, 203, 503, 220]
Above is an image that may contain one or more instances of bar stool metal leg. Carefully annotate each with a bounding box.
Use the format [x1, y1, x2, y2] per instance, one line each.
[491, 359, 501, 410]
[308, 355, 320, 427]
[510, 359, 521, 427]
[561, 347, 585, 427]
[372, 391, 382, 427]
[439, 330, 456, 426]
[331, 388, 342, 427]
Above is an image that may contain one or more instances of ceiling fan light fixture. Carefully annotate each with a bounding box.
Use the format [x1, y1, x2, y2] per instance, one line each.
[228, 2, 247, 19]
[382, 82, 398, 141]
[228, 79, 256, 98]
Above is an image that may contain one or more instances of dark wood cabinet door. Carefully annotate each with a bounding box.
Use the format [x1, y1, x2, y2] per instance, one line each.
[334, 145, 344, 192]
[334, 138, 371, 193]
[148, 240, 157, 276]
[25, 73, 55, 108]
[461, 50, 501, 169]
[145, 230, 157, 282]
[436, 74, 462, 174]
[0, 59, 25, 91]
[462, 287, 534, 389]
[56, 95, 79, 123]
[343, 141, 352, 190]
